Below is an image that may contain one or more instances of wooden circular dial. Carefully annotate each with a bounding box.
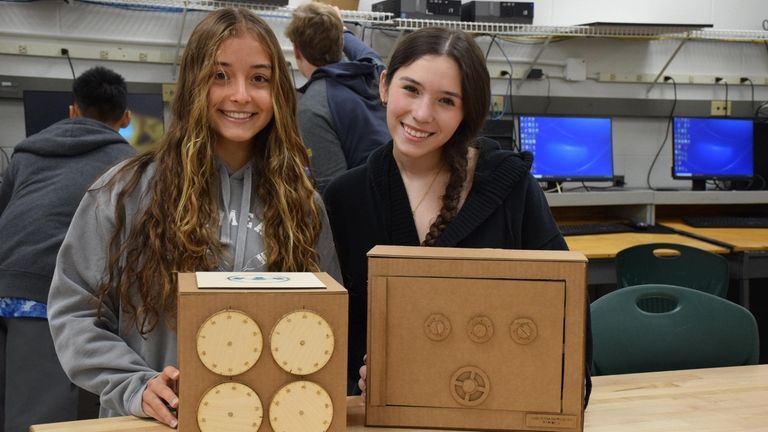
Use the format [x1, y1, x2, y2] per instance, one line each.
[197, 382, 262, 432]
[269, 381, 333, 432]
[270, 310, 335, 375]
[196, 309, 263, 376]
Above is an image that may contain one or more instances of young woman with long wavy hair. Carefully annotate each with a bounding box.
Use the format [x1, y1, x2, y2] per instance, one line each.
[48, 8, 340, 428]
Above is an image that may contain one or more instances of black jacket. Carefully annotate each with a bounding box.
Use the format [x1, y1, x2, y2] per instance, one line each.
[324, 142, 592, 403]
[0, 117, 135, 303]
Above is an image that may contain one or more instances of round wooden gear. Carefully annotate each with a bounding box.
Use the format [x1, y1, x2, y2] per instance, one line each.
[467, 315, 494, 343]
[196, 309, 263, 376]
[424, 313, 451, 341]
[510, 317, 538, 344]
[450, 366, 491, 407]
[270, 310, 335, 375]
[197, 382, 263, 432]
[269, 380, 333, 432]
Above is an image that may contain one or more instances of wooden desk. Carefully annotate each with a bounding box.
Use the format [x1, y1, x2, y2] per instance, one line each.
[584, 365, 768, 432]
[661, 220, 768, 307]
[660, 221, 768, 252]
[31, 365, 768, 432]
[564, 232, 729, 285]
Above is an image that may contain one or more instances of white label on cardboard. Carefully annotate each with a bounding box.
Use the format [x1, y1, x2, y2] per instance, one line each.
[525, 413, 579, 429]
[195, 272, 326, 289]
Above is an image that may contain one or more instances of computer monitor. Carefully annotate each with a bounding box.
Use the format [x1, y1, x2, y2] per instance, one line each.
[518, 115, 614, 187]
[672, 117, 754, 190]
[23, 90, 165, 152]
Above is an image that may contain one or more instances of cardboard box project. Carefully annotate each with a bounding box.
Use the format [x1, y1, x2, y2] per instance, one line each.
[365, 246, 588, 432]
[318, 0, 360, 11]
[176, 272, 348, 432]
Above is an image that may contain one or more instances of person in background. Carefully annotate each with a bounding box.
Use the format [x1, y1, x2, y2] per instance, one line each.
[47, 8, 340, 429]
[323, 27, 592, 401]
[285, 1, 389, 192]
[0, 65, 135, 432]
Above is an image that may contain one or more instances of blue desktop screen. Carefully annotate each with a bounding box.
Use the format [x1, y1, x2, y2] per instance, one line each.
[672, 117, 753, 179]
[518, 115, 613, 180]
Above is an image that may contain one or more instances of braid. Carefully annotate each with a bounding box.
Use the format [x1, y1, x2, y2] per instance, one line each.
[423, 142, 468, 246]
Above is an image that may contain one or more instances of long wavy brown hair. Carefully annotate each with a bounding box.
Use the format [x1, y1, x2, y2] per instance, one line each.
[97, 8, 322, 334]
[382, 28, 491, 246]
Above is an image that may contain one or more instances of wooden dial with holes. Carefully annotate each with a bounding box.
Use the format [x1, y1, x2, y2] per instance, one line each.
[270, 310, 335, 375]
[269, 380, 334, 432]
[196, 309, 263, 376]
[197, 382, 263, 432]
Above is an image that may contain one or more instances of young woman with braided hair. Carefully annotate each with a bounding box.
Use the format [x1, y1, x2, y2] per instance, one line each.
[47, 8, 340, 428]
[323, 27, 590, 400]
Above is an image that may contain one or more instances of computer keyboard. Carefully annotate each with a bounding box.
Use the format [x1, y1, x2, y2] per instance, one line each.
[682, 216, 768, 228]
[558, 222, 635, 236]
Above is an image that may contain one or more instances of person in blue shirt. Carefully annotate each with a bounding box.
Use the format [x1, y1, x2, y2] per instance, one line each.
[0, 66, 135, 432]
[286, 2, 389, 192]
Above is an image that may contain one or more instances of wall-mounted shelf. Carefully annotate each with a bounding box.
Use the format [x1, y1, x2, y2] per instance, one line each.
[83, 0, 393, 24]
[545, 190, 768, 225]
[77, 1, 768, 43]
[386, 18, 768, 43]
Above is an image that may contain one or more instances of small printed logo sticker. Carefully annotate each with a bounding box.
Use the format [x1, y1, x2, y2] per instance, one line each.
[226, 275, 290, 283]
[195, 272, 326, 289]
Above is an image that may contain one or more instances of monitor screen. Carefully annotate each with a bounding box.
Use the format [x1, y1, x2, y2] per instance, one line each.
[518, 115, 614, 181]
[23, 90, 165, 152]
[672, 117, 754, 181]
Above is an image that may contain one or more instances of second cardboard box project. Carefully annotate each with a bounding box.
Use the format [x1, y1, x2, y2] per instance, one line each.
[365, 246, 588, 432]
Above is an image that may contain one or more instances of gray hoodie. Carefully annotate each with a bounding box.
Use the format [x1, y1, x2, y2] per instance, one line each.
[47, 160, 341, 418]
[0, 117, 135, 303]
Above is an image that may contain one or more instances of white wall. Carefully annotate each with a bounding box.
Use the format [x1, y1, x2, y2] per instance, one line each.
[512, 0, 767, 30]
[1, 0, 767, 188]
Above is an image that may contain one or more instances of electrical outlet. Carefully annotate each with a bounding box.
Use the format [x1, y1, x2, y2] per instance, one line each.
[99, 50, 109, 60]
[18, 45, 27, 55]
[491, 95, 505, 114]
[162, 83, 176, 103]
[710, 100, 732, 116]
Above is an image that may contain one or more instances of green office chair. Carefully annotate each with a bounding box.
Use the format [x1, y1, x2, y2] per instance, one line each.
[615, 243, 729, 298]
[591, 284, 759, 376]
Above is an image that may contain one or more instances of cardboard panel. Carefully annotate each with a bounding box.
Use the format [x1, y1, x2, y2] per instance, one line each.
[385, 276, 565, 412]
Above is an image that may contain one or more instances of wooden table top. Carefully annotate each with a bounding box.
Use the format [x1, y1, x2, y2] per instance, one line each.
[660, 220, 768, 252]
[564, 231, 729, 260]
[31, 364, 768, 432]
[583, 364, 768, 432]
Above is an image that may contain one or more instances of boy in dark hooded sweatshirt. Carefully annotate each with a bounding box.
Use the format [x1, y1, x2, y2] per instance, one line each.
[0, 66, 135, 432]
[286, 2, 389, 192]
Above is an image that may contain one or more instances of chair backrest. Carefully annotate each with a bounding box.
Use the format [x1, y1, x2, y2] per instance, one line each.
[591, 284, 759, 375]
[615, 242, 729, 297]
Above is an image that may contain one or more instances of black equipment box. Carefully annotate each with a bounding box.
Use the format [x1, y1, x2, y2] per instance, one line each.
[372, 0, 461, 21]
[461, 1, 534, 24]
[241, 0, 289, 6]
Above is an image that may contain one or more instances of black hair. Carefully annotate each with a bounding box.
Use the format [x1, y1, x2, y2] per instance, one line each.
[72, 66, 128, 123]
